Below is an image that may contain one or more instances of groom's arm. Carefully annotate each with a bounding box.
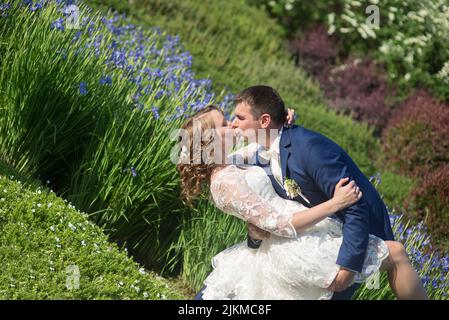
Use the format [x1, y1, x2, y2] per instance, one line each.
[247, 223, 270, 248]
[303, 139, 370, 273]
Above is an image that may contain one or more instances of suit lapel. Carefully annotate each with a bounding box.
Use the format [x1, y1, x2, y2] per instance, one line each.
[280, 126, 291, 184]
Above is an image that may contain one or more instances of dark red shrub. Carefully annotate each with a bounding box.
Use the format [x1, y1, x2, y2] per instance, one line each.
[291, 26, 392, 133]
[289, 24, 337, 79]
[382, 89, 449, 176]
[406, 164, 449, 252]
[321, 58, 392, 133]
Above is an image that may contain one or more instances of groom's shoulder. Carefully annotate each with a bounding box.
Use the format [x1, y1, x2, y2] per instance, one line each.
[288, 125, 333, 145]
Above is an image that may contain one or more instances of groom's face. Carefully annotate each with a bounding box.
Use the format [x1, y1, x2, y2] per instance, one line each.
[231, 102, 261, 133]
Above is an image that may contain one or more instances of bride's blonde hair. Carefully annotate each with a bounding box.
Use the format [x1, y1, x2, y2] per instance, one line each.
[176, 105, 223, 207]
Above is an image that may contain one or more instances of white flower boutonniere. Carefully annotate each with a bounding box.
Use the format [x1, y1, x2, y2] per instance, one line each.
[283, 178, 301, 199]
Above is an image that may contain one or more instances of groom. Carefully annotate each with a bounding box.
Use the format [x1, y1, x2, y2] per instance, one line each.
[195, 85, 395, 300]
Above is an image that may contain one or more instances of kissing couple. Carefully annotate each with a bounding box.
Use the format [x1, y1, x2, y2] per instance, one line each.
[176, 85, 428, 300]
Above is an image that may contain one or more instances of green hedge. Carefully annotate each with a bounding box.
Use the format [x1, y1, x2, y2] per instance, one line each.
[0, 159, 184, 299]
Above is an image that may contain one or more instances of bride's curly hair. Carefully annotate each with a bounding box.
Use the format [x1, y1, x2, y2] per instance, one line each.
[176, 105, 223, 207]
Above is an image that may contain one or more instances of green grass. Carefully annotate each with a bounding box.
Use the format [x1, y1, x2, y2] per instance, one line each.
[0, 159, 185, 299]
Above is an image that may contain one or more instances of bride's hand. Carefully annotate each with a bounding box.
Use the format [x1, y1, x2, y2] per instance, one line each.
[331, 177, 362, 211]
[285, 108, 295, 127]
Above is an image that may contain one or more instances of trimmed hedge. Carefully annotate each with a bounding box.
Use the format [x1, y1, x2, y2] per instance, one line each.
[0, 159, 184, 299]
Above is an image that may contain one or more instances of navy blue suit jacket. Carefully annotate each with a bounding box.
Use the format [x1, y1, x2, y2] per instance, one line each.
[269, 125, 394, 273]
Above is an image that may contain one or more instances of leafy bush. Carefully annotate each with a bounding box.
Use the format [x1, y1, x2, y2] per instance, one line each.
[248, 0, 341, 38]
[0, 160, 183, 299]
[382, 89, 449, 176]
[253, 0, 449, 101]
[406, 165, 449, 253]
[323, 0, 449, 101]
[288, 24, 337, 79]
[322, 57, 393, 133]
[289, 25, 393, 133]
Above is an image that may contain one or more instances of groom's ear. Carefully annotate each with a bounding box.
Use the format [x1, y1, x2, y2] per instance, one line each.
[260, 113, 272, 129]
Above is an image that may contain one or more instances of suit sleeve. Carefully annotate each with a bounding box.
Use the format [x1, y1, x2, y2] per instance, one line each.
[302, 138, 370, 273]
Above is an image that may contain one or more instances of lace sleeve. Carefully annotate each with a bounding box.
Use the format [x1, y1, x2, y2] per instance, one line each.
[210, 167, 297, 238]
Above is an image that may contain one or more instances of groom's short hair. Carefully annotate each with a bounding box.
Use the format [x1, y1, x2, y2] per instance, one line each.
[235, 85, 287, 126]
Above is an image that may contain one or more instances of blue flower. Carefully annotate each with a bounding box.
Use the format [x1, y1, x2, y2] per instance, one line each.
[1, 3, 11, 17]
[152, 106, 160, 119]
[130, 166, 137, 177]
[51, 18, 65, 32]
[79, 82, 88, 95]
[99, 76, 112, 86]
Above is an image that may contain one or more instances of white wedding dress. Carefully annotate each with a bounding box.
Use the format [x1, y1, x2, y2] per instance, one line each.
[202, 165, 390, 300]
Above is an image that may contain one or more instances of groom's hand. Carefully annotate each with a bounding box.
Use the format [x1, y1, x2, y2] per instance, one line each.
[327, 268, 356, 292]
[247, 222, 270, 240]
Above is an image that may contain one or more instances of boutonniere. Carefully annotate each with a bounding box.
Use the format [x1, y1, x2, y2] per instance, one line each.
[283, 178, 302, 199]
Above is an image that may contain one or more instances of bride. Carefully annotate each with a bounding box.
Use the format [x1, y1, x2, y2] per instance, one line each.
[176, 105, 428, 300]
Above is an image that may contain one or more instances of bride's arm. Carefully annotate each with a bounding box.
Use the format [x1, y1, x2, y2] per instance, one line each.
[290, 177, 361, 234]
[210, 169, 361, 238]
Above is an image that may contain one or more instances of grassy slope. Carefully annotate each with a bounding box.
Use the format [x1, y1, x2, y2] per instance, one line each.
[0, 158, 186, 299]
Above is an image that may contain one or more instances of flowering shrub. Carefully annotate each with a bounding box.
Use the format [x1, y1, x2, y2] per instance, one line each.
[288, 25, 392, 132]
[253, 0, 449, 100]
[321, 57, 392, 132]
[325, 0, 449, 101]
[288, 24, 337, 79]
[406, 165, 449, 253]
[382, 89, 449, 176]
[0, 160, 183, 299]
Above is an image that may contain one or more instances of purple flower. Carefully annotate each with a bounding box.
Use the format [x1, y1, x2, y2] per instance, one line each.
[152, 106, 160, 119]
[0, 3, 10, 17]
[79, 82, 88, 95]
[51, 18, 65, 32]
[130, 166, 137, 177]
[99, 76, 112, 86]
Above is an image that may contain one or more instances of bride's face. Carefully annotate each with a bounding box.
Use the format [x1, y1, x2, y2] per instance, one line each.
[207, 110, 235, 161]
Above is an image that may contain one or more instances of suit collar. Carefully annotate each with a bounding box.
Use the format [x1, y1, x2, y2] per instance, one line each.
[280, 125, 292, 148]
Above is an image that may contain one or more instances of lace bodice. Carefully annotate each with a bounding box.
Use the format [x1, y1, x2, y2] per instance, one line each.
[210, 165, 308, 238]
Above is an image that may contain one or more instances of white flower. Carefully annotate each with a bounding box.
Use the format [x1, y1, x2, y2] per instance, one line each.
[437, 61, 449, 82]
[283, 178, 301, 199]
[339, 27, 352, 34]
